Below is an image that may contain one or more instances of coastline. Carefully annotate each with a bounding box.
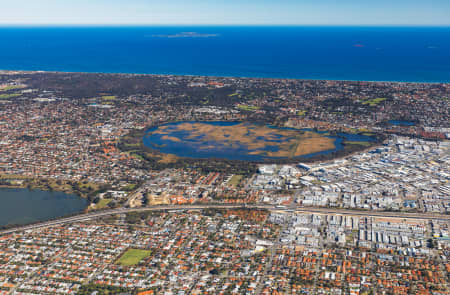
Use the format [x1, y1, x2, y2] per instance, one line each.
[1, 68, 448, 84]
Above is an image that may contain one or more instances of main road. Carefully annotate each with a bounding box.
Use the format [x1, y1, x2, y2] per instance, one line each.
[1, 204, 449, 235]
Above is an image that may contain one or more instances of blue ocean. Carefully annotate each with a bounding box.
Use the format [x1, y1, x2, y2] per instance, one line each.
[0, 26, 449, 82]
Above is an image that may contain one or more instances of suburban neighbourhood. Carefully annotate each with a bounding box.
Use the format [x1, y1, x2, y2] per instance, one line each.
[0, 71, 449, 294]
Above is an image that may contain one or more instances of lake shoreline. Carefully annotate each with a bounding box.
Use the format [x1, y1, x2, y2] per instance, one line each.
[0, 174, 109, 202]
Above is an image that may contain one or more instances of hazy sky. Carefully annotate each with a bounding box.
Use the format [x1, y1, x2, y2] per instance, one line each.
[0, 0, 449, 26]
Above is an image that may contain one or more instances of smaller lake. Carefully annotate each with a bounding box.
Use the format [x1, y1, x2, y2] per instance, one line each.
[389, 120, 416, 126]
[0, 188, 87, 227]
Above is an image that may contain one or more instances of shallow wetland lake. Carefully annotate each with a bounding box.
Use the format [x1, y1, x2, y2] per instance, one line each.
[143, 121, 376, 161]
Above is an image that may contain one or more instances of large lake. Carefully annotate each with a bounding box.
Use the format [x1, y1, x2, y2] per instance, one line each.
[0, 188, 87, 227]
[143, 121, 375, 161]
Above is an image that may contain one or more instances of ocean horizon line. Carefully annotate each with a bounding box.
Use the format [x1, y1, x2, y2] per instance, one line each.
[1, 24, 450, 28]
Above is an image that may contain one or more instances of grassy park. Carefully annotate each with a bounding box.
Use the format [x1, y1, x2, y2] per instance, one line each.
[361, 97, 387, 106]
[236, 104, 260, 111]
[94, 198, 112, 209]
[117, 249, 152, 266]
[0, 93, 21, 99]
[228, 175, 243, 187]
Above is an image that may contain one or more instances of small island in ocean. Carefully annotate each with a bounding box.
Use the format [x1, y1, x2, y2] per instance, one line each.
[152, 32, 219, 38]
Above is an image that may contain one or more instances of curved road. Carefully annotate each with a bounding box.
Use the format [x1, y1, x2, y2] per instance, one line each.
[1, 204, 449, 235]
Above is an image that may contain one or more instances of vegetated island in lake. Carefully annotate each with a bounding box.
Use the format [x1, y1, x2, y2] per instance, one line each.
[120, 121, 380, 174]
[0, 188, 87, 229]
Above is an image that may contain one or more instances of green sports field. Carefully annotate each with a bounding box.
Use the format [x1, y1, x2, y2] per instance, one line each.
[117, 249, 152, 266]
